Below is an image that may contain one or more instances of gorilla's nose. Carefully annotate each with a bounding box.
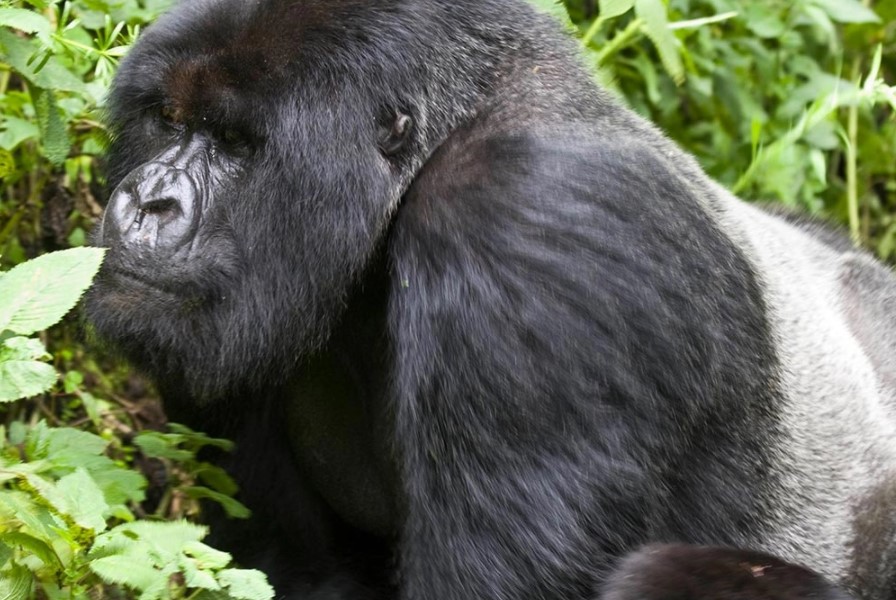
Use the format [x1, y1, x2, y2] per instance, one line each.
[101, 162, 201, 253]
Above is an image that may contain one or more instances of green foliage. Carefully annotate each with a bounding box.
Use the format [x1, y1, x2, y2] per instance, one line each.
[562, 0, 896, 258]
[0, 247, 104, 402]
[0, 0, 170, 268]
[0, 421, 272, 599]
[0, 250, 270, 598]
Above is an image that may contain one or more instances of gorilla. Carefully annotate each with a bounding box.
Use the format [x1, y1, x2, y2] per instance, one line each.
[84, 0, 896, 598]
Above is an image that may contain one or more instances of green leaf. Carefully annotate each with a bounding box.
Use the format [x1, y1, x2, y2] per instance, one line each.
[218, 569, 275, 600]
[0, 337, 49, 362]
[810, 0, 880, 23]
[0, 8, 52, 37]
[0, 491, 63, 542]
[0, 531, 60, 569]
[183, 487, 251, 519]
[89, 555, 166, 591]
[525, 0, 574, 29]
[180, 556, 221, 590]
[0, 561, 32, 600]
[0, 248, 106, 336]
[183, 541, 232, 570]
[0, 149, 12, 179]
[0, 360, 56, 403]
[30, 87, 70, 165]
[634, 0, 684, 84]
[133, 432, 194, 462]
[56, 468, 109, 532]
[0, 30, 86, 93]
[0, 117, 39, 151]
[599, 0, 635, 19]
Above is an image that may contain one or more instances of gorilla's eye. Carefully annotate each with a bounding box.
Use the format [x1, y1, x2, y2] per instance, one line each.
[221, 128, 245, 147]
[160, 104, 180, 125]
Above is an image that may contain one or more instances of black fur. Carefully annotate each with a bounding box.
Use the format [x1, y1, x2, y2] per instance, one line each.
[84, 1, 870, 598]
[602, 544, 854, 600]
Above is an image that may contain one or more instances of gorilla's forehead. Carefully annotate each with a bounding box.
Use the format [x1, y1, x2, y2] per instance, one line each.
[117, 0, 409, 126]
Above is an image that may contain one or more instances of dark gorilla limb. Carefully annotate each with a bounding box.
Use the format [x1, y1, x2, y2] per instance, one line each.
[603, 545, 854, 600]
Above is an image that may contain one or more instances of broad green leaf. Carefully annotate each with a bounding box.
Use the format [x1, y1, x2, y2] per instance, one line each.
[0, 117, 40, 151]
[180, 556, 221, 590]
[56, 468, 109, 532]
[600, 0, 635, 19]
[133, 432, 194, 462]
[634, 0, 684, 84]
[0, 8, 52, 37]
[183, 541, 232, 570]
[218, 569, 275, 600]
[196, 464, 239, 496]
[0, 360, 56, 402]
[89, 555, 165, 590]
[0, 248, 105, 336]
[0, 561, 32, 600]
[810, 0, 880, 23]
[30, 87, 70, 165]
[92, 467, 147, 507]
[0, 336, 48, 362]
[92, 520, 208, 560]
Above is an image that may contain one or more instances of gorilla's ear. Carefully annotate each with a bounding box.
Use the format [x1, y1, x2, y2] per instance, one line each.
[601, 544, 855, 600]
[377, 108, 414, 157]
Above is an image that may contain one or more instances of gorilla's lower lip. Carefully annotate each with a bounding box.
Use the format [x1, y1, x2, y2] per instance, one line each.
[106, 267, 183, 296]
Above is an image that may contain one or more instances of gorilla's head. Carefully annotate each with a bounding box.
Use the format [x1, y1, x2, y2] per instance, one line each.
[86, 0, 521, 401]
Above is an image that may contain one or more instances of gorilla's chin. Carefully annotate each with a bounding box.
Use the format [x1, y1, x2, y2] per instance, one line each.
[85, 267, 306, 403]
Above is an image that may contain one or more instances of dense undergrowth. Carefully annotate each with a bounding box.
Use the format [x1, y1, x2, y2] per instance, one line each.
[0, 0, 893, 597]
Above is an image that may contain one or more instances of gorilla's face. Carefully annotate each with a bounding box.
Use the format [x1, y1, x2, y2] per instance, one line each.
[86, 1, 442, 401]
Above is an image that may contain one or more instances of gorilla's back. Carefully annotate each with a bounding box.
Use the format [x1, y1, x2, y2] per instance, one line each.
[720, 192, 896, 592]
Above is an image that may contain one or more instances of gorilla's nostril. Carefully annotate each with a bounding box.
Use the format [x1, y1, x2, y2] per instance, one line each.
[141, 197, 180, 216]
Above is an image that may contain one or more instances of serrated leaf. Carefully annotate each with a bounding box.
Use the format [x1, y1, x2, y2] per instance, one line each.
[0, 561, 32, 600]
[634, 0, 684, 84]
[218, 569, 274, 600]
[0, 491, 63, 541]
[90, 555, 165, 590]
[56, 468, 109, 532]
[91, 520, 208, 562]
[0, 8, 52, 37]
[180, 556, 221, 590]
[0, 248, 105, 336]
[0, 337, 48, 362]
[30, 87, 70, 165]
[810, 0, 880, 23]
[0, 360, 56, 402]
[600, 0, 635, 19]
[183, 541, 232, 570]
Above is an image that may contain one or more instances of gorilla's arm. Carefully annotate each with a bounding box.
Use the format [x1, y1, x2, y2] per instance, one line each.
[387, 131, 784, 599]
[603, 544, 854, 600]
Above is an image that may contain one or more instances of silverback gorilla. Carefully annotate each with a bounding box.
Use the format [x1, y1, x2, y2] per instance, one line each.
[85, 0, 896, 598]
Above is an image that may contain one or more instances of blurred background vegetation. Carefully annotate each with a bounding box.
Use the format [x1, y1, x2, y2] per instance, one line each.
[0, 0, 893, 596]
